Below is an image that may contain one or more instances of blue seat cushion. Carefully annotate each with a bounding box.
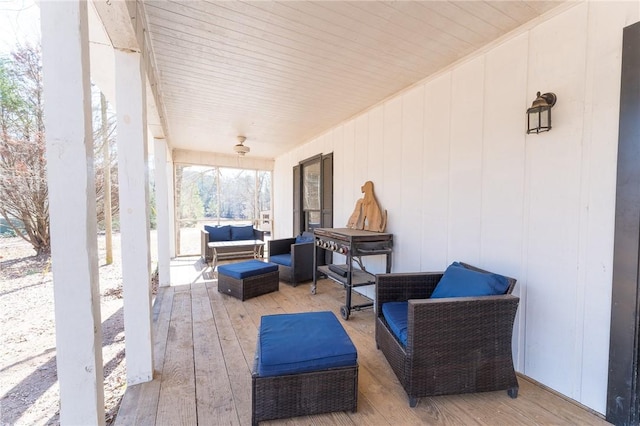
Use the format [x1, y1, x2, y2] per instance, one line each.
[218, 260, 278, 279]
[205, 225, 231, 242]
[257, 311, 357, 377]
[269, 253, 292, 267]
[231, 225, 255, 241]
[381, 301, 408, 346]
[431, 262, 510, 298]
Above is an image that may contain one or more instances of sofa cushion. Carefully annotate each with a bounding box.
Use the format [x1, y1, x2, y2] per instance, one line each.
[205, 225, 231, 242]
[231, 225, 255, 241]
[431, 262, 510, 298]
[217, 259, 278, 280]
[257, 311, 357, 377]
[381, 301, 409, 346]
[269, 253, 292, 267]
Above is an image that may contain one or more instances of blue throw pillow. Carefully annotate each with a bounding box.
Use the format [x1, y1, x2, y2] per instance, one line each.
[431, 262, 510, 298]
[205, 225, 231, 242]
[231, 225, 255, 241]
[295, 233, 314, 244]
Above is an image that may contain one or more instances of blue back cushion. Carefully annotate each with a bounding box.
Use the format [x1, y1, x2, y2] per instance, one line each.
[295, 232, 314, 244]
[231, 225, 255, 241]
[217, 259, 278, 279]
[381, 301, 408, 346]
[205, 225, 231, 242]
[258, 311, 357, 377]
[269, 253, 292, 267]
[431, 262, 510, 298]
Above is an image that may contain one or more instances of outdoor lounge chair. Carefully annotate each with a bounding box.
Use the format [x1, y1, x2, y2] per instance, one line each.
[375, 262, 519, 407]
[267, 232, 315, 286]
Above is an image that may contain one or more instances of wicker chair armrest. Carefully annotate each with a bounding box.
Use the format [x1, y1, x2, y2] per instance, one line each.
[406, 295, 520, 355]
[201, 229, 210, 259]
[253, 228, 265, 242]
[290, 242, 314, 273]
[375, 273, 443, 316]
[268, 238, 296, 256]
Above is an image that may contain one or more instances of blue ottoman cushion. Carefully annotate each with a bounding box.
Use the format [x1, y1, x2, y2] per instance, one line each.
[257, 311, 357, 377]
[269, 253, 292, 267]
[218, 259, 278, 280]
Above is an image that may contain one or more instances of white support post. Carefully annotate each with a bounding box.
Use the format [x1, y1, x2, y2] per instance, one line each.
[154, 137, 171, 287]
[115, 49, 154, 385]
[40, 2, 105, 424]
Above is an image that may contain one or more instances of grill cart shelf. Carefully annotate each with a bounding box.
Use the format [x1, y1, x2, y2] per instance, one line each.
[312, 228, 393, 320]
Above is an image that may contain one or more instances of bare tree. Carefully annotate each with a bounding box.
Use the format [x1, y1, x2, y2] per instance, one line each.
[0, 42, 121, 256]
[0, 44, 49, 254]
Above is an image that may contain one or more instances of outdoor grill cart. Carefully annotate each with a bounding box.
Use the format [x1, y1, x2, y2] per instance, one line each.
[312, 228, 393, 320]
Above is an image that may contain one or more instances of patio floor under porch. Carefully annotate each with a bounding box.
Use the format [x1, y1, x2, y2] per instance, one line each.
[114, 258, 610, 425]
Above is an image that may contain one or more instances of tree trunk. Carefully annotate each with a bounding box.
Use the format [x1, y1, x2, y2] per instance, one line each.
[101, 92, 113, 265]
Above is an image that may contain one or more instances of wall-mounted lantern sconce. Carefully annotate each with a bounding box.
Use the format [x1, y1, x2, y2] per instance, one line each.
[527, 91, 557, 134]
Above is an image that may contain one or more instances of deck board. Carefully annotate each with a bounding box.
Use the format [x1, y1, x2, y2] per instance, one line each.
[156, 290, 197, 426]
[208, 282, 253, 425]
[115, 262, 610, 426]
[113, 380, 143, 426]
[192, 283, 238, 425]
[137, 286, 175, 426]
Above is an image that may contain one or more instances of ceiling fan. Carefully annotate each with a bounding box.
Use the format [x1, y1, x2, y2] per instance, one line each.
[233, 135, 250, 156]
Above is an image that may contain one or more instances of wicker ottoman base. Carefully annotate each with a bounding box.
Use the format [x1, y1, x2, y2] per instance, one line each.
[252, 311, 358, 425]
[218, 269, 279, 301]
[252, 364, 358, 425]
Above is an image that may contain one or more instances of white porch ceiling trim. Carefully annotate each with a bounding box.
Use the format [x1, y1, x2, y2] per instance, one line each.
[173, 148, 275, 171]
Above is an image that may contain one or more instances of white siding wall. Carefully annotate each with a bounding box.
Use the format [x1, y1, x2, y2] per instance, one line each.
[273, 2, 640, 414]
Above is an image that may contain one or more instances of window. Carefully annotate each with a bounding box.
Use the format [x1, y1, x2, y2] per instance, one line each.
[294, 153, 333, 235]
[303, 158, 321, 231]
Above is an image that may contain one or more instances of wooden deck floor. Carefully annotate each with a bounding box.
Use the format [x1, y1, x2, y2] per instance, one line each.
[114, 263, 610, 425]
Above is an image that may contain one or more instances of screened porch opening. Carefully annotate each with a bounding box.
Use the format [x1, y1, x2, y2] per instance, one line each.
[174, 164, 272, 256]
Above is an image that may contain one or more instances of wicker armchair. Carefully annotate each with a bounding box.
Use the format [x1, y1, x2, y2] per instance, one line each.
[375, 263, 519, 407]
[267, 233, 314, 286]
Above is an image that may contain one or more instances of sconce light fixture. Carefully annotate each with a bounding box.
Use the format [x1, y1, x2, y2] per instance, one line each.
[526, 91, 557, 134]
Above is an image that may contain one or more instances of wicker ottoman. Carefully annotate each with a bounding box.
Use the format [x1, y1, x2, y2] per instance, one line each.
[217, 260, 279, 301]
[252, 311, 358, 425]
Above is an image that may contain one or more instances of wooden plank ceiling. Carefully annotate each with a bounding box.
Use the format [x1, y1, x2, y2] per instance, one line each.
[141, 1, 564, 159]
